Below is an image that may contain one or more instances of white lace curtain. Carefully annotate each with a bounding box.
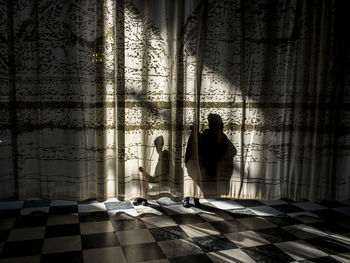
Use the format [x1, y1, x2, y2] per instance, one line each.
[0, 0, 349, 202]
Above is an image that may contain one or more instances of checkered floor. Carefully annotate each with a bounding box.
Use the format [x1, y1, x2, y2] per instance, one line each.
[0, 197, 350, 263]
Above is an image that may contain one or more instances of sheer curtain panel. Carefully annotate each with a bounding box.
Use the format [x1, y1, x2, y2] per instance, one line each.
[0, 0, 349, 202]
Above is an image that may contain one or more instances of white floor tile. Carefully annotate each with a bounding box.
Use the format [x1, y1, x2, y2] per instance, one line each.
[78, 203, 107, 213]
[83, 246, 126, 263]
[116, 229, 155, 245]
[108, 209, 138, 217]
[208, 248, 256, 263]
[287, 211, 322, 223]
[331, 252, 350, 263]
[211, 201, 243, 210]
[282, 224, 328, 239]
[180, 222, 220, 238]
[330, 233, 350, 245]
[43, 235, 81, 254]
[248, 206, 282, 216]
[135, 206, 164, 216]
[141, 215, 177, 228]
[274, 240, 328, 260]
[80, 221, 114, 235]
[138, 260, 170, 263]
[105, 198, 120, 203]
[158, 239, 202, 258]
[198, 210, 233, 222]
[224, 231, 269, 248]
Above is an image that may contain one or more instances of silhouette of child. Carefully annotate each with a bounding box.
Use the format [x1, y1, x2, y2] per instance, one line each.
[133, 136, 170, 206]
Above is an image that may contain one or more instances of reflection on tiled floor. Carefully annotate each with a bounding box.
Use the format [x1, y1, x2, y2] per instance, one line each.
[0, 198, 350, 263]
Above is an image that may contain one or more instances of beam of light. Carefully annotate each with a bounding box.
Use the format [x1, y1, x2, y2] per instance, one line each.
[101, 0, 269, 200]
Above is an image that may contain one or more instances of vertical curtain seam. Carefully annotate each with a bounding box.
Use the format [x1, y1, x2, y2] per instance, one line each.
[7, 0, 18, 198]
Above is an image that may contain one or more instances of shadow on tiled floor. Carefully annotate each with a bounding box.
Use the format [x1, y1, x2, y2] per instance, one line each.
[0, 197, 350, 263]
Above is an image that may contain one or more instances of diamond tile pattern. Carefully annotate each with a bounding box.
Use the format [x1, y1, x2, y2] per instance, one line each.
[0, 197, 349, 263]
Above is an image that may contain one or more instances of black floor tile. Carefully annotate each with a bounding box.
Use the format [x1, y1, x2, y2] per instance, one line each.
[170, 214, 205, 225]
[0, 239, 43, 258]
[271, 204, 305, 214]
[170, 253, 213, 263]
[22, 200, 50, 208]
[122, 242, 166, 262]
[194, 203, 222, 212]
[13, 214, 48, 228]
[320, 200, 345, 208]
[307, 221, 350, 235]
[225, 208, 256, 218]
[280, 198, 296, 203]
[0, 197, 18, 202]
[304, 237, 350, 254]
[0, 229, 10, 242]
[300, 256, 343, 263]
[242, 244, 295, 263]
[209, 219, 249, 234]
[191, 234, 237, 252]
[41, 251, 83, 263]
[149, 226, 188, 241]
[111, 212, 135, 221]
[216, 198, 233, 201]
[112, 218, 146, 231]
[81, 232, 119, 249]
[312, 209, 348, 221]
[105, 202, 133, 210]
[45, 223, 80, 238]
[255, 227, 298, 243]
[264, 215, 300, 226]
[233, 199, 264, 207]
[49, 205, 78, 215]
[77, 198, 97, 204]
[78, 211, 110, 223]
[0, 210, 20, 218]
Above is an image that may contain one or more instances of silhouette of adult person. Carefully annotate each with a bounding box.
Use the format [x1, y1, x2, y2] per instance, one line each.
[184, 113, 237, 207]
[134, 136, 171, 206]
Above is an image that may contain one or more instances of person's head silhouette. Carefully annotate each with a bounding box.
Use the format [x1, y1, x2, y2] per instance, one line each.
[208, 113, 223, 132]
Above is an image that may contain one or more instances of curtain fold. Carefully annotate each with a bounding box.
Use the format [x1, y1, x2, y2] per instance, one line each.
[0, 0, 349, 202]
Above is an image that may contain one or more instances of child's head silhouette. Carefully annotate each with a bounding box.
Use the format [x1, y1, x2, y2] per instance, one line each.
[154, 136, 164, 153]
